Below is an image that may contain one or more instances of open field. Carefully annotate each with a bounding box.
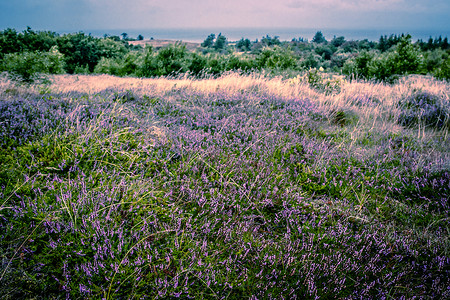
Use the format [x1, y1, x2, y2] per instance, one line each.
[0, 72, 449, 298]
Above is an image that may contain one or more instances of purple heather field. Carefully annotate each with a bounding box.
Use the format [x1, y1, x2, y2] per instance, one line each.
[0, 73, 449, 299]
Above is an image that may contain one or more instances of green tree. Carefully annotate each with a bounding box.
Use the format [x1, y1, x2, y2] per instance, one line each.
[21, 27, 58, 52]
[236, 38, 252, 51]
[394, 35, 422, 74]
[315, 45, 334, 60]
[331, 36, 346, 48]
[261, 35, 281, 46]
[312, 31, 327, 44]
[201, 34, 215, 48]
[57, 33, 101, 73]
[354, 50, 374, 78]
[213, 33, 227, 51]
[0, 28, 24, 57]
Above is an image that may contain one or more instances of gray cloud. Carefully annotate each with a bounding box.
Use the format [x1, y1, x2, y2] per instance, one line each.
[0, 0, 449, 31]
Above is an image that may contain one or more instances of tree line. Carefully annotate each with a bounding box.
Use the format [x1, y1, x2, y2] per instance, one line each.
[1, 27, 449, 82]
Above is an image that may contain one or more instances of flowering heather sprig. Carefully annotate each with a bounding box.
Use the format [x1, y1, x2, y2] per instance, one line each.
[398, 91, 450, 130]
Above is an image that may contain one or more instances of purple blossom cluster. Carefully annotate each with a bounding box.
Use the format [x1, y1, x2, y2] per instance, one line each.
[0, 84, 448, 299]
[398, 91, 450, 130]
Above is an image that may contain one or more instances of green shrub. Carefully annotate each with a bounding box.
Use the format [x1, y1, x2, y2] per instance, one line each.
[137, 47, 159, 77]
[187, 53, 208, 76]
[256, 47, 297, 70]
[93, 57, 121, 75]
[434, 56, 450, 80]
[307, 68, 341, 94]
[156, 43, 188, 75]
[206, 55, 227, 75]
[301, 53, 321, 69]
[422, 49, 446, 74]
[367, 51, 398, 82]
[2, 46, 65, 82]
[138, 44, 188, 77]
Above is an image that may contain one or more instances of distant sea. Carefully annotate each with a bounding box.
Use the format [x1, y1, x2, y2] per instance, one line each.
[77, 27, 450, 42]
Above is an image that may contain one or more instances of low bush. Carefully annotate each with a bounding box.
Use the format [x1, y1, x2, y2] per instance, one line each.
[397, 91, 449, 130]
[1, 46, 65, 82]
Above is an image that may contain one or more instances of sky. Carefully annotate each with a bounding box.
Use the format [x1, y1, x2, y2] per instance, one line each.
[1, 0, 449, 33]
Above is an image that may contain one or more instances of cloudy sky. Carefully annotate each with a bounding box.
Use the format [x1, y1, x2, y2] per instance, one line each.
[1, 0, 449, 32]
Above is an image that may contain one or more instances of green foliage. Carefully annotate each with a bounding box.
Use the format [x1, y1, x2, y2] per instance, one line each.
[93, 57, 122, 76]
[213, 33, 227, 51]
[236, 38, 252, 52]
[306, 69, 342, 94]
[261, 35, 281, 46]
[331, 36, 346, 48]
[377, 34, 402, 52]
[393, 35, 422, 75]
[206, 55, 227, 75]
[312, 31, 327, 44]
[121, 32, 129, 41]
[434, 56, 450, 80]
[342, 50, 374, 79]
[156, 43, 188, 75]
[422, 49, 446, 74]
[201, 34, 215, 48]
[0, 27, 59, 59]
[367, 51, 398, 82]
[225, 54, 255, 72]
[97, 38, 128, 59]
[188, 52, 208, 76]
[137, 47, 158, 77]
[343, 37, 423, 81]
[301, 53, 321, 69]
[57, 33, 127, 73]
[315, 45, 334, 60]
[20, 27, 59, 52]
[137, 44, 188, 77]
[56, 33, 100, 73]
[1, 27, 447, 82]
[1, 46, 65, 82]
[0, 28, 24, 57]
[256, 47, 297, 70]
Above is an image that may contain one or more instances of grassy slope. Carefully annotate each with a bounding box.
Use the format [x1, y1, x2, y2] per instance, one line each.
[0, 73, 449, 299]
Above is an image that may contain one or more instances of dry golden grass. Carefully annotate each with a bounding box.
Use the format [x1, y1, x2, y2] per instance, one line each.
[1, 72, 448, 154]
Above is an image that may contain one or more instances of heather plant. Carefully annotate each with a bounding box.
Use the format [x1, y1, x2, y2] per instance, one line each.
[0, 73, 448, 299]
[397, 91, 450, 130]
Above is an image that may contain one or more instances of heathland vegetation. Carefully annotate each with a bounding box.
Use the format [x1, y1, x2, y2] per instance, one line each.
[0, 27, 449, 298]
